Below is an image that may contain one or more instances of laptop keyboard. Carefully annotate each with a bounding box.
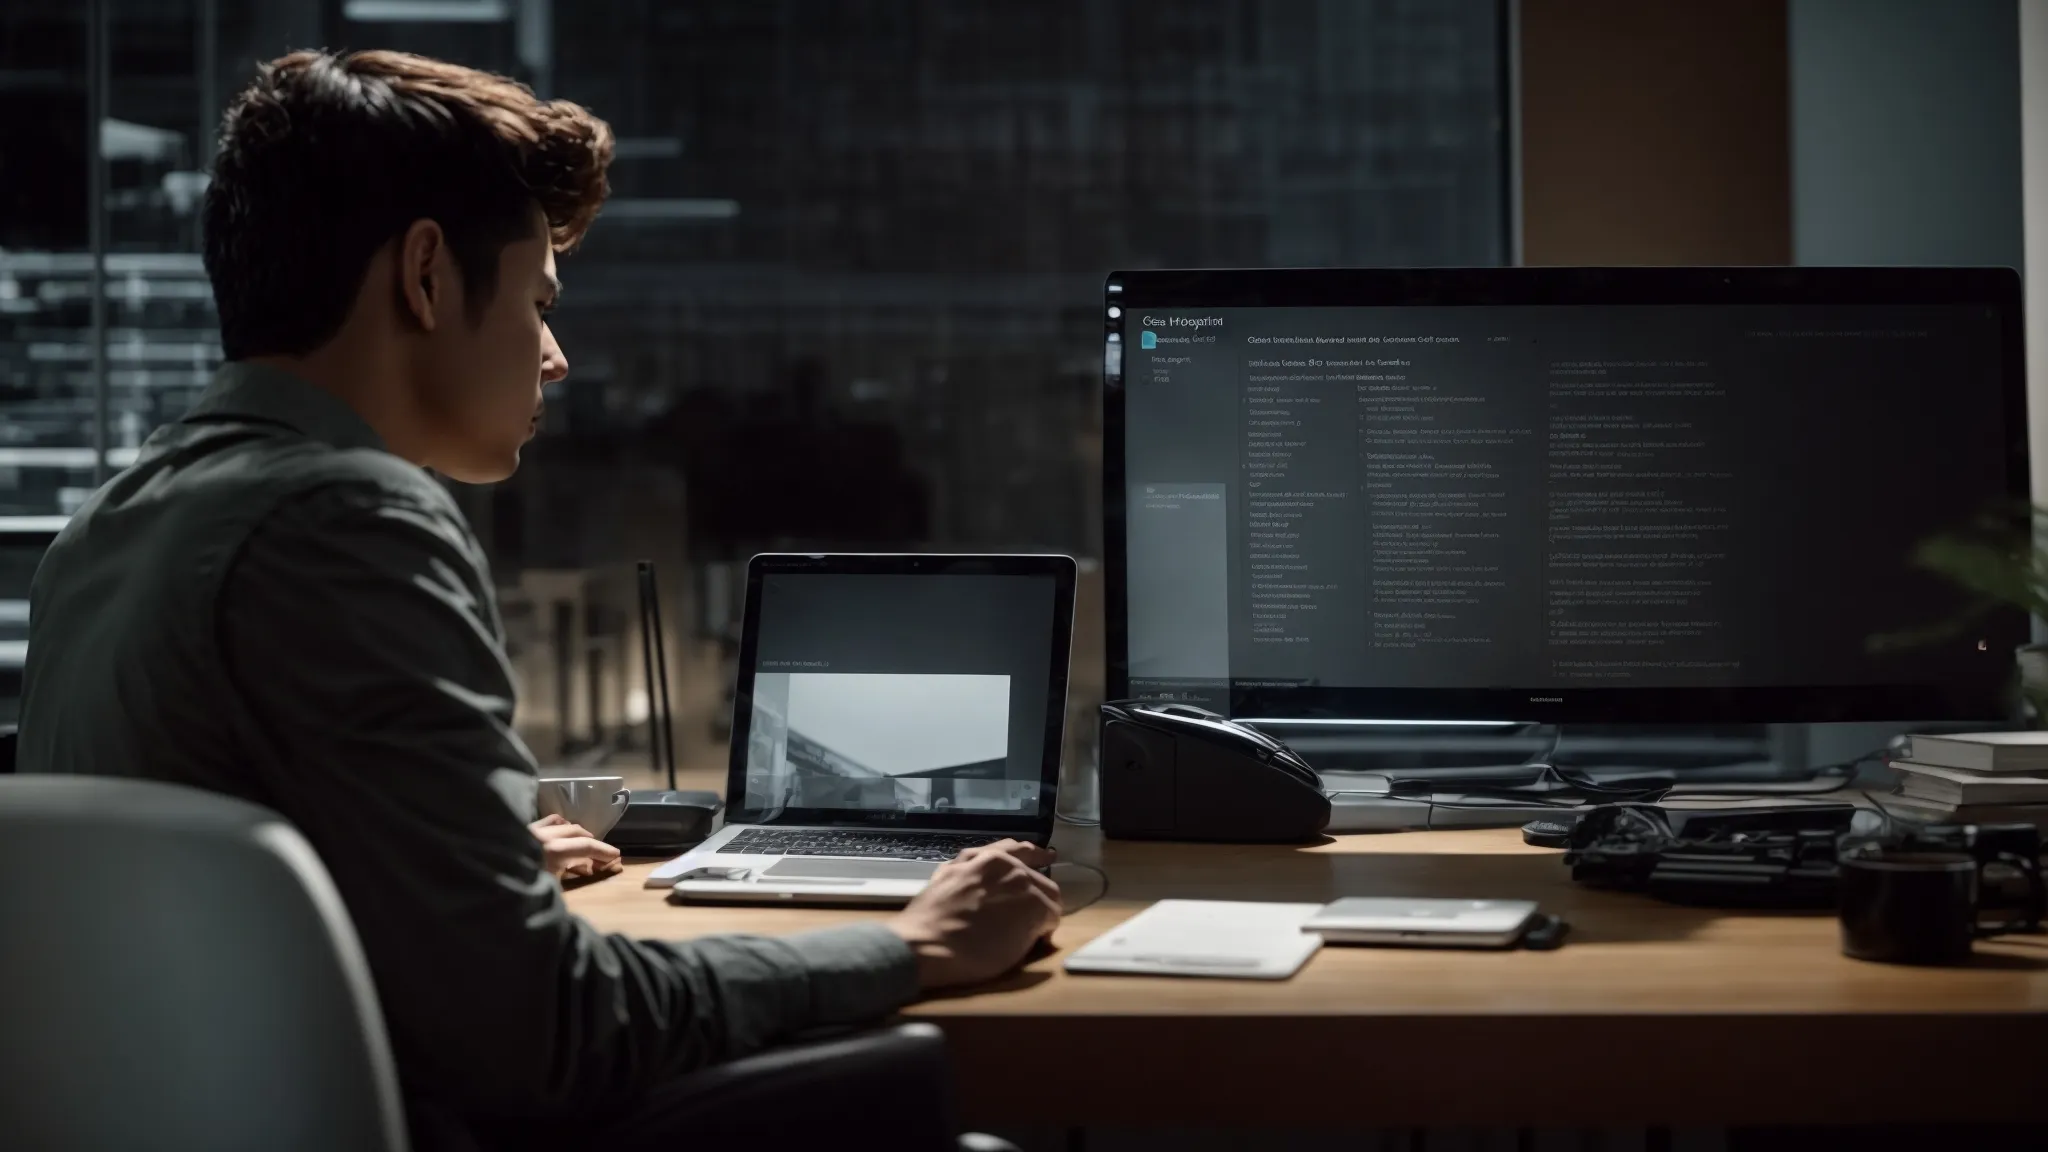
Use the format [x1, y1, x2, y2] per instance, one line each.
[719, 828, 1004, 862]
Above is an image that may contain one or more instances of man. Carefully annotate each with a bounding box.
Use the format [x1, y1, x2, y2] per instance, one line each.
[18, 49, 1060, 1148]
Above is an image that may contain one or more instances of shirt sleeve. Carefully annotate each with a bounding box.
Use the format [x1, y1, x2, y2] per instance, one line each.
[216, 477, 918, 1118]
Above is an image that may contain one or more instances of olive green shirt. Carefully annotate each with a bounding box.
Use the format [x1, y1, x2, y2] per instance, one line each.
[18, 362, 917, 1129]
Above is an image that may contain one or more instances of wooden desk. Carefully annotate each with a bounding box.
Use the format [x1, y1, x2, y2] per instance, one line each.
[568, 822, 2048, 1130]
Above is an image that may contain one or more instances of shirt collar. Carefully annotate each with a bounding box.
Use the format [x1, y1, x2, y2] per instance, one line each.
[183, 361, 389, 454]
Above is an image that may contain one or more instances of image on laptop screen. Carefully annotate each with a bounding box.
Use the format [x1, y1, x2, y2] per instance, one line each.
[738, 570, 1059, 816]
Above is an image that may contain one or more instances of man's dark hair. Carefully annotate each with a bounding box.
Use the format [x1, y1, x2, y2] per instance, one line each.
[203, 50, 613, 361]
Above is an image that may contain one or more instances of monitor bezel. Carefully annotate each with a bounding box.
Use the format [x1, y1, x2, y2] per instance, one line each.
[726, 552, 1077, 834]
[1102, 266, 2030, 724]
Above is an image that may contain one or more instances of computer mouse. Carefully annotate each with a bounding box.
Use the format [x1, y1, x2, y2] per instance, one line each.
[1520, 913, 1570, 950]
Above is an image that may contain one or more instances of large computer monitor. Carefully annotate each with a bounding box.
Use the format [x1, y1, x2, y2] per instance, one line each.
[1104, 267, 2028, 725]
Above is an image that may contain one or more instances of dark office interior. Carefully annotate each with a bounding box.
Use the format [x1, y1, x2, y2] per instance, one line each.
[3, 1, 2048, 1150]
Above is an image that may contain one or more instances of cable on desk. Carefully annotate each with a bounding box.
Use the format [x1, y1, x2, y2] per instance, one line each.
[1051, 860, 1109, 914]
[1656, 768, 1858, 804]
[1679, 745, 1887, 792]
[1406, 745, 1893, 827]
[1653, 745, 1891, 804]
[1420, 794, 1585, 830]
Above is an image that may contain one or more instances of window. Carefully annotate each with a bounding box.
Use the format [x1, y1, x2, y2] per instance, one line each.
[1, 0, 1507, 755]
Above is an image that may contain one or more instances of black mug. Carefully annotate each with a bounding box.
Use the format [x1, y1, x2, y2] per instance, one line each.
[1838, 832, 2044, 965]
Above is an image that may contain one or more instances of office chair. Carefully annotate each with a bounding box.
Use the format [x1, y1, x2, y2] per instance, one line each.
[647, 1021, 1015, 1151]
[0, 774, 410, 1152]
[0, 773, 1017, 1152]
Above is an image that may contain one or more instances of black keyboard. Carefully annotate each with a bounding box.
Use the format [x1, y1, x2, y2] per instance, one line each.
[718, 828, 1003, 861]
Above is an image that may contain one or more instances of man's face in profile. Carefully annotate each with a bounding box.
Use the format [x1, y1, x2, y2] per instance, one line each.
[422, 215, 568, 484]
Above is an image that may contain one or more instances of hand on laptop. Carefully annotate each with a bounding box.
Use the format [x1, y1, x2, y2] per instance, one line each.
[885, 839, 1061, 990]
[530, 814, 624, 880]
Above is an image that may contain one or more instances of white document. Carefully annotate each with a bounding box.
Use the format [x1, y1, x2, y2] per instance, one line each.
[1063, 899, 1325, 980]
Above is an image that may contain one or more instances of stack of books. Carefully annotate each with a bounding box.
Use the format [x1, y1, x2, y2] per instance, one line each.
[1884, 732, 2048, 827]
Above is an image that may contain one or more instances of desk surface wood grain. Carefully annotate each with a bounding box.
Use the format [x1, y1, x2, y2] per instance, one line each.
[566, 801, 2048, 1128]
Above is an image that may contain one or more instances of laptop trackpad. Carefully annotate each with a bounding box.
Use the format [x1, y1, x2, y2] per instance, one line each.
[763, 858, 941, 882]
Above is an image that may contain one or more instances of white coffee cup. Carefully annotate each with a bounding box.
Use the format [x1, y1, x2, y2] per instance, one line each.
[535, 776, 631, 838]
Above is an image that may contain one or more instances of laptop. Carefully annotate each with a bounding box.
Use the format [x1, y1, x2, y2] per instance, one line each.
[646, 552, 1077, 905]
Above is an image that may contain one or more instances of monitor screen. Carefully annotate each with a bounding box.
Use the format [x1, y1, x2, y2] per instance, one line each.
[1104, 268, 2029, 723]
[729, 556, 1075, 829]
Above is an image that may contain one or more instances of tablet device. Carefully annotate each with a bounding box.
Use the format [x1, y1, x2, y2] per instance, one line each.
[1064, 900, 1326, 979]
[1302, 897, 1540, 948]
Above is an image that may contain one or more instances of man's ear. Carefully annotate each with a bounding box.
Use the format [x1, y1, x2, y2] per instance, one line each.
[397, 219, 450, 334]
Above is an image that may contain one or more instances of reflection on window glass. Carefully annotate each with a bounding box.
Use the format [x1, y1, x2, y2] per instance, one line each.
[2, 0, 1505, 764]
[1, 6, 94, 523]
[533, 0, 1504, 566]
[2, 4, 222, 522]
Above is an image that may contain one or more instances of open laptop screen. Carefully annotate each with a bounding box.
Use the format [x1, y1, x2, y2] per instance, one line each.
[727, 554, 1076, 834]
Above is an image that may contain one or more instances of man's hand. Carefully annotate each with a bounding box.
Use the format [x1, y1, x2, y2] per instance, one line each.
[884, 839, 1061, 991]
[529, 813, 623, 880]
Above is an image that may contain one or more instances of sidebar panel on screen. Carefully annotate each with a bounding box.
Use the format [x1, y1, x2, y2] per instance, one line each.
[1122, 313, 1236, 710]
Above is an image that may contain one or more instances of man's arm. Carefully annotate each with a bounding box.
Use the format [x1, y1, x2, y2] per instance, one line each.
[218, 478, 917, 1117]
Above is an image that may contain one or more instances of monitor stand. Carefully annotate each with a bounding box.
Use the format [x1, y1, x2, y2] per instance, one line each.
[1325, 791, 1585, 833]
[1313, 724, 1853, 833]
[1318, 725, 1576, 832]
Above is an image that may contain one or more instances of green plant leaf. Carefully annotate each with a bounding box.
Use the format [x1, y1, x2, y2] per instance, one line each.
[1875, 502, 2048, 653]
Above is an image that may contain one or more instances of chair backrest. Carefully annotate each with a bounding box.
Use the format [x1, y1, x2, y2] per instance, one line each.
[0, 775, 409, 1152]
